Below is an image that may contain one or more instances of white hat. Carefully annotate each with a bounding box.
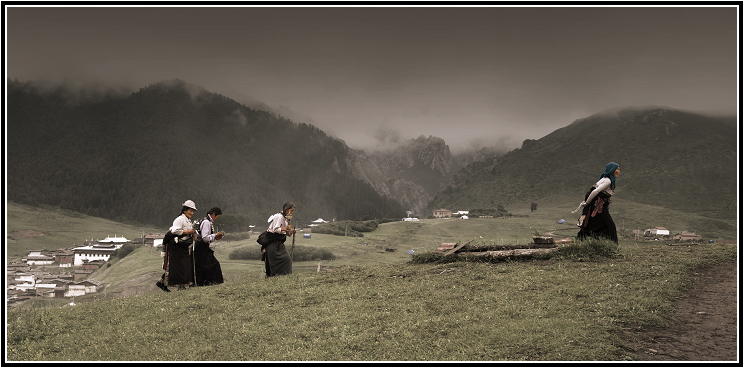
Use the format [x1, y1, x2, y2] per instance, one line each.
[182, 200, 197, 210]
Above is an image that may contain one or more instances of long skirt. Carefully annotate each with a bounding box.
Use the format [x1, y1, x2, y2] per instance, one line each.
[194, 241, 224, 286]
[577, 200, 618, 243]
[167, 242, 194, 286]
[264, 241, 292, 277]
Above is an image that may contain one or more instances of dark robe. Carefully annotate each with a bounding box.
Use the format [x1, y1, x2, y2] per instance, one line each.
[166, 241, 194, 285]
[194, 239, 224, 286]
[576, 186, 618, 243]
[264, 237, 292, 277]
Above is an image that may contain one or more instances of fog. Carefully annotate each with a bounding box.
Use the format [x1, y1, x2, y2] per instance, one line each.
[6, 6, 738, 152]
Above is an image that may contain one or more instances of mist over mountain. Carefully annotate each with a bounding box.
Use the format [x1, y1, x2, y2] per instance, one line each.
[344, 135, 471, 217]
[430, 107, 737, 217]
[7, 79, 735, 227]
[7, 78, 405, 227]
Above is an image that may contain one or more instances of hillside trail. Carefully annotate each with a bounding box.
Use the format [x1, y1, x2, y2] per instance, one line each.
[624, 260, 738, 362]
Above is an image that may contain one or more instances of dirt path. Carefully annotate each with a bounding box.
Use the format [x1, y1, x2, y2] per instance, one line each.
[626, 260, 739, 362]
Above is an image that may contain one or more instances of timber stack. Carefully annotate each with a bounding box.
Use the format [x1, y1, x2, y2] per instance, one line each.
[435, 236, 570, 260]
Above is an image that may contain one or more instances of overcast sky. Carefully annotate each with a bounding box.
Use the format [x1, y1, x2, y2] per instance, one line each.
[5, 5, 739, 152]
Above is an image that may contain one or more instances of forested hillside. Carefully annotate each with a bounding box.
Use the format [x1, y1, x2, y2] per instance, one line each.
[431, 107, 738, 218]
[7, 79, 403, 228]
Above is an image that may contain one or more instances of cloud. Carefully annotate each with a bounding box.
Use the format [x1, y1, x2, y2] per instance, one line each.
[227, 109, 248, 126]
[371, 125, 403, 151]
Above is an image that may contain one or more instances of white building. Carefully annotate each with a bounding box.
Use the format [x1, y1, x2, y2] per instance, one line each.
[644, 227, 670, 237]
[309, 218, 329, 227]
[65, 280, 100, 297]
[97, 236, 130, 246]
[72, 236, 128, 266]
[12, 273, 36, 291]
[73, 244, 118, 266]
[25, 250, 55, 266]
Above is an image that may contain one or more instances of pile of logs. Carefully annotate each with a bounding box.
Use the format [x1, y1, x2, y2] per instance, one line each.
[434, 236, 572, 260]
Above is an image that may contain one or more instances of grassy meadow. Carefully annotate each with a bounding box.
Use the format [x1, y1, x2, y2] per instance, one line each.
[5, 198, 738, 361]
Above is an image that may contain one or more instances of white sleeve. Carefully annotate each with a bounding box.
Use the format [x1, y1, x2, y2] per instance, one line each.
[170, 215, 186, 235]
[200, 219, 215, 243]
[267, 214, 285, 233]
[585, 178, 611, 205]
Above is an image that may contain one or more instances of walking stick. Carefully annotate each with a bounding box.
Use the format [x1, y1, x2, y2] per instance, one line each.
[192, 222, 200, 287]
[287, 215, 295, 263]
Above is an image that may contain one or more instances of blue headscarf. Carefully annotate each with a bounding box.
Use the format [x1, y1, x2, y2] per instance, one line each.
[599, 162, 620, 190]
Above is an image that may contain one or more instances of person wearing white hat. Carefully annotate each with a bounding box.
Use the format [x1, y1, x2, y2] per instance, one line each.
[156, 200, 198, 291]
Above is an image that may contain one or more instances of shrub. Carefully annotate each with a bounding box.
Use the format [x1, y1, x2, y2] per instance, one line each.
[228, 246, 261, 260]
[311, 219, 398, 237]
[553, 237, 620, 259]
[112, 244, 136, 259]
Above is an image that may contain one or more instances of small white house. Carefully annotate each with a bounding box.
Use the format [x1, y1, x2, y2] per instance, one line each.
[25, 250, 55, 266]
[644, 227, 670, 237]
[13, 273, 36, 291]
[72, 244, 118, 266]
[98, 236, 130, 246]
[402, 217, 420, 222]
[65, 280, 100, 297]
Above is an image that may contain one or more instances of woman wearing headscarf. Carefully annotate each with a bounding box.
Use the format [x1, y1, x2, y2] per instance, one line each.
[261, 202, 296, 277]
[575, 162, 620, 244]
[193, 207, 225, 286]
[156, 200, 198, 292]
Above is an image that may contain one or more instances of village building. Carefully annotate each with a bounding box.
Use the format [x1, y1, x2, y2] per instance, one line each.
[54, 250, 74, 267]
[66, 280, 101, 297]
[644, 227, 670, 238]
[35, 283, 58, 297]
[10, 273, 37, 293]
[7, 235, 128, 306]
[74, 270, 94, 281]
[24, 250, 55, 266]
[144, 233, 165, 247]
[433, 209, 452, 218]
[7, 263, 31, 273]
[80, 259, 106, 271]
[309, 218, 329, 227]
[72, 236, 129, 266]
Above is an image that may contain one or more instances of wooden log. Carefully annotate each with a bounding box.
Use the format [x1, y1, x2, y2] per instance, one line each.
[444, 238, 475, 255]
[532, 236, 555, 244]
[436, 242, 458, 253]
[466, 247, 558, 259]
[464, 243, 557, 252]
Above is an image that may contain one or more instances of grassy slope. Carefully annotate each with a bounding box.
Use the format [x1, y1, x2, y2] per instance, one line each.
[6, 202, 160, 259]
[6, 201, 738, 361]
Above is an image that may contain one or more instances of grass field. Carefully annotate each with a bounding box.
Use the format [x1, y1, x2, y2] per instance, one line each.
[5, 199, 739, 361]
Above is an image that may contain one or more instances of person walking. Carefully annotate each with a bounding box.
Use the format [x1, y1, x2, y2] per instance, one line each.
[261, 202, 295, 277]
[193, 207, 225, 286]
[156, 200, 198, 292]
[575, 162, 620, 243]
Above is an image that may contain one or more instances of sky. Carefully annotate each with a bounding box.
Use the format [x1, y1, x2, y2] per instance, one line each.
[5, 5, 739, 152]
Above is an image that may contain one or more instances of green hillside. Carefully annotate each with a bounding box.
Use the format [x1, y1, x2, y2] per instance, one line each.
[431, 107, 737, 219]
[6, 201, 737, 361]
[5, 202, 160, 259]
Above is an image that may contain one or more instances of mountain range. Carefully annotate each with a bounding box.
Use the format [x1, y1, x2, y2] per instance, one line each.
[7, 79, 406, 227]
[6, 78, 737, 229]
[431, 107, 737, 218]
